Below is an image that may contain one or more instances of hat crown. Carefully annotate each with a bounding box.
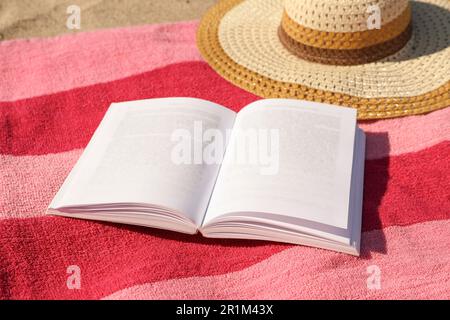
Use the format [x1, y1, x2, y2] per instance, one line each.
[283, 0, 409, 33]
[279, 0, 413, 65]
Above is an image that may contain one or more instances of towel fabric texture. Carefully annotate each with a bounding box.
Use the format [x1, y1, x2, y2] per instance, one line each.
[0, 0, 449, 299]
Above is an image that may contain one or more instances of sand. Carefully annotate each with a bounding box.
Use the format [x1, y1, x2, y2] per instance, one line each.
[0, 0, 216, 40]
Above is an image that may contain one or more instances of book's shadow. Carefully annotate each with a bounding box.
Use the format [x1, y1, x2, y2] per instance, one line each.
[110, 222, 278, 248]
[359, 131, 390, 259]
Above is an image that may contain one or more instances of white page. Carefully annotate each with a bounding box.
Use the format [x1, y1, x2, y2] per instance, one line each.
[204, 99, 356, 230]
[50, 98, 236, 226]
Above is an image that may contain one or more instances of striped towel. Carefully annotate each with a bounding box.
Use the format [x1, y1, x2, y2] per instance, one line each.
[0, 0, 449, 300]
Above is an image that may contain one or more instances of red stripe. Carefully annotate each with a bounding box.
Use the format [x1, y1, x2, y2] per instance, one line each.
[362, 141, 450, 231]
[0, 216, 287, 299]
[0, 62, 258, 155]
[0, 143, 448, 299]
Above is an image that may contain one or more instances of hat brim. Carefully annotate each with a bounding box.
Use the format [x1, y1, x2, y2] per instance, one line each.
[197, 0, 450, 119]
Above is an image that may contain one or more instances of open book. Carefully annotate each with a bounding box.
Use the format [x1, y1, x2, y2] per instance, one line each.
[48, 98, 365, 255]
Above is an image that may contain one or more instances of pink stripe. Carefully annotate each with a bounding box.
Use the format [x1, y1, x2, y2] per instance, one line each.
[0, 149, 81, 219]
[103, 220, 450, 300]
[0, 21, 201, 101]
[361, 107, 450, 159]
[1, 143, 449, 232]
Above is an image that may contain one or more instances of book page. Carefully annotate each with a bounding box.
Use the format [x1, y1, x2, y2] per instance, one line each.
[204, 99, 356, 230]
[50, 98, 236, 226]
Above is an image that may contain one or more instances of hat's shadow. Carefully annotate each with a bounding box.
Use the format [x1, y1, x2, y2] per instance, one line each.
[383, 1, 450, 62]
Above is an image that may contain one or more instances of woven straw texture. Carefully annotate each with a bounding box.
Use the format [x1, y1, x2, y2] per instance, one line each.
[281, 5, 411, 50]
[284, 0, 409, 32]
[278, 23, 413, 65]
[197, 0, 450, 119]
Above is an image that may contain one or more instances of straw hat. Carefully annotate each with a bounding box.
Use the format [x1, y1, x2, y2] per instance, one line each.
[197, 0, 450, 119]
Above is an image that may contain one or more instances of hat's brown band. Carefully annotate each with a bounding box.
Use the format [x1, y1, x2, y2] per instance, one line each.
[278, 23, 412, 65]
[281, 4, 412, 50]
